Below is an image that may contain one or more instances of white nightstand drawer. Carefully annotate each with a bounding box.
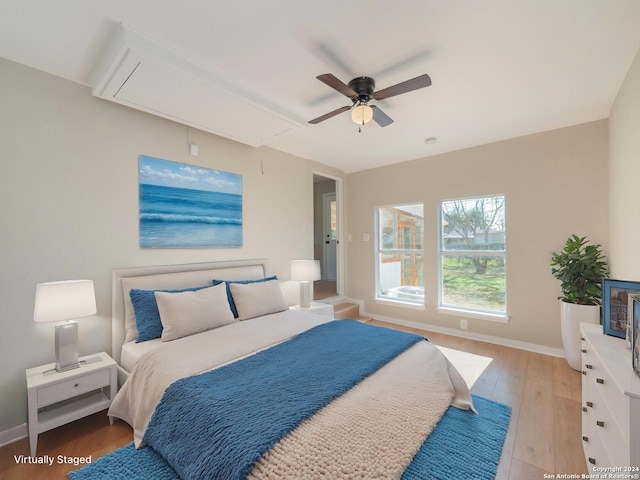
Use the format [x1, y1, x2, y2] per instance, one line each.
[38, 369, 110, 408]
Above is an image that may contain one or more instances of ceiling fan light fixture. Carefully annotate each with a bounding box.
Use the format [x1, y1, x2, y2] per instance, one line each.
[351, 104, 373, 125]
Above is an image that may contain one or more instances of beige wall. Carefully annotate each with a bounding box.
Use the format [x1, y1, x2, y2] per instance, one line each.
[609, 46, 640, 278]
[346, 120, 609, 350]
[0, 58, 343, 433]
[4, 41, 637, 435]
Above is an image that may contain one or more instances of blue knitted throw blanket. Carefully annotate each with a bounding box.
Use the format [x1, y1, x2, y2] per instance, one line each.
[144, 320, 423, 480]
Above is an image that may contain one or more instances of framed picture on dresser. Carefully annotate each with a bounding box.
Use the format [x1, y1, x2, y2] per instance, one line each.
[631, 294, 640, 378]
[602, 279, 640, 338]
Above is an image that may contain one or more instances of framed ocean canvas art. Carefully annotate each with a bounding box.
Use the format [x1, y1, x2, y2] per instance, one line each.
[138, 155, 242, 248]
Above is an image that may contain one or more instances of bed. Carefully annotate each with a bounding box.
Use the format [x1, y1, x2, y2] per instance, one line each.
[105, 259, 497, 480]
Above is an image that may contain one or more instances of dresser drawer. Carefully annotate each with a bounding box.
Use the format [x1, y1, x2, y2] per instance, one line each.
[592, 371, 629, 431]
[582, 409, 611, 474]
[586, 377, 627, 467]
[583, 342, 629, 433]
[38, 369, 110, 407]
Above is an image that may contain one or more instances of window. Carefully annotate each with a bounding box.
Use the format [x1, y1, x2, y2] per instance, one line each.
[439, 195, 506, 317]
[376, 203, 424, 305]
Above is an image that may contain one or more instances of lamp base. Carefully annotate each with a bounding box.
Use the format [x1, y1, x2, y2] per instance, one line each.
[55, 321, 79, 372]
[299, 281, 312, 308]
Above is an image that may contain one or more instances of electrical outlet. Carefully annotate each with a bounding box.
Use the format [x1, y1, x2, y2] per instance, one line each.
[459, 319, 468, 330]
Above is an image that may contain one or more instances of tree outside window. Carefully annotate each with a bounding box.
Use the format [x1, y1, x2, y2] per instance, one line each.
[440, 195, 506, 313]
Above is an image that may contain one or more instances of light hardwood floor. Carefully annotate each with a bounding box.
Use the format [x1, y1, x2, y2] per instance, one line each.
[368, 320, 587, 479]
[1, 320, 586, 479]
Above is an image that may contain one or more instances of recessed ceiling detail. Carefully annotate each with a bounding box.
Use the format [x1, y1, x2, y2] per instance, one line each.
[89, 24, 306, 147]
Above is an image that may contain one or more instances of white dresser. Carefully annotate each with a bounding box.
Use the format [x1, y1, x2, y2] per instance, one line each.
[580, 323, 640, 470]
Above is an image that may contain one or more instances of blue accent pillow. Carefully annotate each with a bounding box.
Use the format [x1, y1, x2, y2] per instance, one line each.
[212, 276, 278, 318]
[130, 285, 210, 343]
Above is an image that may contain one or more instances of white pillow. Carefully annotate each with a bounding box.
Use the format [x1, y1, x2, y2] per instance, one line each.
[229, 279, 289, 320]
[154, 283, 236, 341]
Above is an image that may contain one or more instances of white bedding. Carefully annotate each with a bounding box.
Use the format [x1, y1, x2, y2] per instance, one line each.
[120, 339, 163, 373]
[109, 309, 334, 445]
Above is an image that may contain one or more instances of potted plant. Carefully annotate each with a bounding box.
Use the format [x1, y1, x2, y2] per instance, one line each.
[550, 234, 609, 370]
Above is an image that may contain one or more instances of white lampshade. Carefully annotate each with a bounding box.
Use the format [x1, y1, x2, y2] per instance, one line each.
[351, 104, 373, 125]
[34, 280, 97, 323]
[291, 260, 321, 308]
[291, 260, 321, 282]
[33, 279, 97, 372]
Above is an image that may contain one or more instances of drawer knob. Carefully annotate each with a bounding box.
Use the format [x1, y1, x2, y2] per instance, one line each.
[581, 349, 587, 353]
[586, 401, 593, 408]
[589, 457, 596, 465]
[581, 337, 585, 341]
[582, 407, 588, 413]
[585, 364, 593, 369]
[596, 420, 605, 428]
[582, 370, 587, 376]
[74, 383, 79, 387]
[596, 378, 604, 384]
[583, 436, 589, 442]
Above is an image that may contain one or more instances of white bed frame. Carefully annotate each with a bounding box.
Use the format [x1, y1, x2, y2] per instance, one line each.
[111, 259, 268, 385]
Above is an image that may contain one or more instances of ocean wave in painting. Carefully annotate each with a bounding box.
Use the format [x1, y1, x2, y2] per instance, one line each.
[139, 182, 242, 248]
[140, 213, 243, 225]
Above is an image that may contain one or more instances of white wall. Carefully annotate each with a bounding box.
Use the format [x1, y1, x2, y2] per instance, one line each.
[0, 58, 344, 433]
[609, 46, 640, 278]
[346, 121, 609, 350]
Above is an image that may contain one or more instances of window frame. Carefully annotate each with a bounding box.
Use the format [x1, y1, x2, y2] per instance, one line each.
[374, 202, 425, 309]
[437, 194, 509, 322]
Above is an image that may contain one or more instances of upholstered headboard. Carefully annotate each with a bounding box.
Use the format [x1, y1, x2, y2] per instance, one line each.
[111, 259, 268, 368]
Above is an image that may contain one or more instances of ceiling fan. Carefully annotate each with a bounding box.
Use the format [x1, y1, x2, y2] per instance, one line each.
[308, 73, 432, 130]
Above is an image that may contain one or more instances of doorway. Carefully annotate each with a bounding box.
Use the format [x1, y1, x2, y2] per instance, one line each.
[322, 192, 337, 282]
[313, 174, 340, 299]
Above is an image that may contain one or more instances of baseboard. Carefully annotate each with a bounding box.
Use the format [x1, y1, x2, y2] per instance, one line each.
[0, 422, 27, 448]
[363, 310, 565, 358]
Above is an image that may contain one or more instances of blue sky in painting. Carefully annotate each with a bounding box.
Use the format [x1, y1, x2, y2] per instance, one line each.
[139, 155, 241, 195]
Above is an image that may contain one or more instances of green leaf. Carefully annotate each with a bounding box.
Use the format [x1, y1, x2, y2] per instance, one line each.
[549, 234, 608, 305]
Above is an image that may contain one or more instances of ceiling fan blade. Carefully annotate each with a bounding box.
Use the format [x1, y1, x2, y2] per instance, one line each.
[313, 42, 357, 78]
[316, 74, 358, 99]
[309, 105, 352, 124]
[371, 105, 394, 127]
[372, 74, 432, 100]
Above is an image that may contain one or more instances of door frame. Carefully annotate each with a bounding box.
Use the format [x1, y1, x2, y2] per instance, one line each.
[312, 171, 344, 297]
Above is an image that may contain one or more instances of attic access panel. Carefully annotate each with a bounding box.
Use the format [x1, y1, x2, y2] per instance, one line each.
[90, 24, 303, 147]
[115, 58, 296, 146]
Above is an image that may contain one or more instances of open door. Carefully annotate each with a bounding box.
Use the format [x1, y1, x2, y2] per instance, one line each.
[322, 192, 337, 281]
[313, 174, 340, 299]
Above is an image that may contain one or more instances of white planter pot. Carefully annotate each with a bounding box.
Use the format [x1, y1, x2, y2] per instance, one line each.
[560, 301, 600, 370]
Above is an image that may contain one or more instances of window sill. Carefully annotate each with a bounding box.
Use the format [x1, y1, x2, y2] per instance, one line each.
[437, 306, 509, 323]
[375, 297, 426, 311]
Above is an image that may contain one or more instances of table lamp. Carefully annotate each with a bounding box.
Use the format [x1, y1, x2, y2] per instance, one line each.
[291, 260, 321, 308]
[33, 280, 97, 372]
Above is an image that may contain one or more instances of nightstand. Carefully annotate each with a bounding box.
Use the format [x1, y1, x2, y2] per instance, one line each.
[26, 351, 117, 456]
[290, 301, 334, 317]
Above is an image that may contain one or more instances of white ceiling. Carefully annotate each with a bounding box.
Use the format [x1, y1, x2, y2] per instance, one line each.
[1, 0, 639, 173]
